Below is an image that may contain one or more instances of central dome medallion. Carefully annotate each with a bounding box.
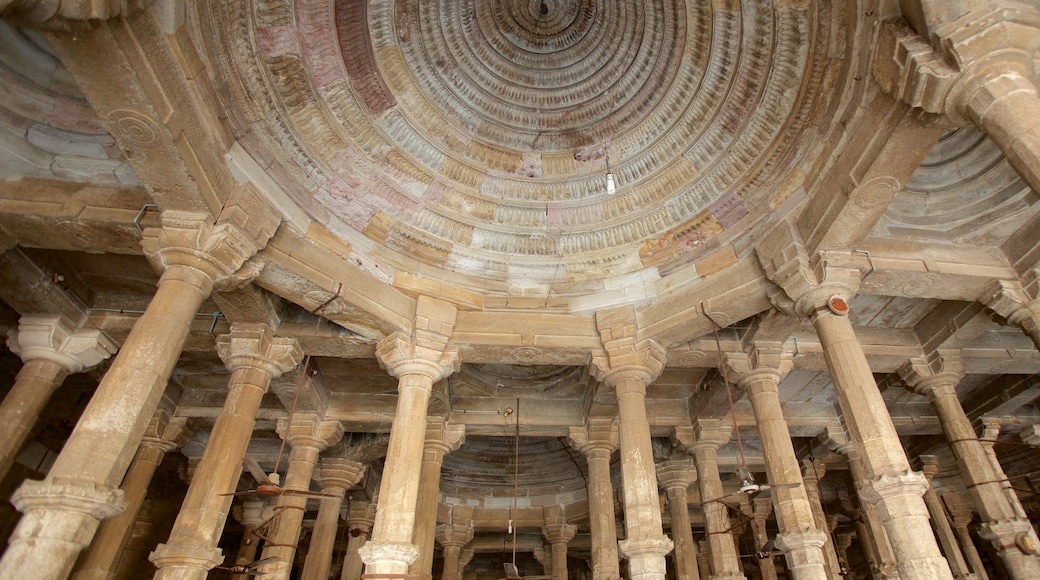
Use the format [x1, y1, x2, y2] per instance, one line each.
[210, 0, 843, 298]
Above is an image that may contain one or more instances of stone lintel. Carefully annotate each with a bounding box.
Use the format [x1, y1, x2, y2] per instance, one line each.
[8, 314, 118, 373]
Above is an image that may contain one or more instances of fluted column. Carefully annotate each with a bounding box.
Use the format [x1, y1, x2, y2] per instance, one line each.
[256, 415, 345, 580]
[230, 499, 267, 580]
[591, 309, 673, 580]
[2, 315, 117, 481]
[73, 410, 189, 580]
[656, 459, 700, 580]
[341, 500, 376, 580]
[750, 499, 778, 580]
[900, 355, 1040, 579]
[726, 346, 828, 580]
[800, 460, 842, 580]
[0, 209, 277, 580]
[758, 229, 952, 580]
[568, 421, 621, 580]
[437, 523, 474, 580]
[360, 296, 460, 580]
[676, 421, 745, 580]
[411, 421, 466, 580]
[300, 458, 365, 580]
[152, 325, 303, 579]
[916, 457, 976, 580]
[948, 508, 988, 580]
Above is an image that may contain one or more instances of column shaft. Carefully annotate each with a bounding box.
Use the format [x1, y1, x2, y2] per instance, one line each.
[966, 73, 1040, 196]
[924, 385, 1040, 578]
[411, 448, 448, 580]
[801, 463, 841, 580]
[691, 444, 744, 580]
[551, 541, 569, 580]
[952, 522, 988, 580]
[0, 265, 211, 580]
[0, 358, 67, 479]
[152, 366, 276, 579]
[743, 373, 827, 580]
[342, 532, 368, 580]
[751, 510, 779, 580]
[922, 483, 974, 579]
[257, 443, 323, 580]
[442, 546, 462, 580]
[300, 486, 347, 580]
[813, 311, 951, 580]
[665, 486, 700, 580]
[72, 444, 166, 580]
[584, 447, 620, 580]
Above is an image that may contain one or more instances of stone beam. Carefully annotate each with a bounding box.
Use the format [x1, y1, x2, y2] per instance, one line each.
[797, 90, 943, 254]
[0, 248, 92, 325]
[44, 10, 235, 215]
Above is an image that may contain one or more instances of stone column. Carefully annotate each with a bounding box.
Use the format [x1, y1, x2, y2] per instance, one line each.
[568, 421, 621, 580]
[695, 540, 712, 580]
[231, 499, 267, 580]
[917, 456, 976, 580]
[948, 507, 989, 580]
[726, 345, 828, 580]
[256, 415, 345, 580]
[591, 308, 673, 580]
[800, 459, 842, 580]
[831, 440, 899, 580]
[437, 524, 474, 580]
[360, 296, 460, 580]
[72, 410, 189, 580]
[458, 549, 475, 580]
[757, 228, 952, 580]
[341, 500, 376, 580]
[0, 209, 277, 580]
[1, 314, 117, 480]
[152, 325, 302, 579]
[900, 355, 1040, 579]
[834, 534, 853, 577]
[300, 458, 366, 580]
[750, 499, 778, 580]
[676, 421, 745, 580]
[411, 421, 466, 580]
[656, 458, 700, 580]
[534, 546, 553, 576]
[543, 507, 577, 580]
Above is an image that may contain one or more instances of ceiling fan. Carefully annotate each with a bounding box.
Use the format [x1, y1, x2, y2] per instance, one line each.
[214, 556, 281, 575]
[221, 355, 338, 500]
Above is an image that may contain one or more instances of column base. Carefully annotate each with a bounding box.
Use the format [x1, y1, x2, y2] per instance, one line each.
[774, 530, 828, 579]
[0, 478, 125, 580]
[619, 535, 673, 580]
[150, 542, 225, 580]
[977, 520, 1040, 579]
[359, 541, 420, 578]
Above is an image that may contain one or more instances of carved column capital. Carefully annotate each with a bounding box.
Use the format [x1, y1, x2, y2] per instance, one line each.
[358, 542, 419, 567]
[233, 497, 267, 527]
[755, 222, 860, 318]
[542, 523, 577, 545]
[724, 341, 794, 391]
[424, 421, 466, 459]
[216, 324, 303, 378]
[7, 314, 117, 373]
[857, 470, 930, 505]
[276, 414, 345, 452]
[618, 535, 674, 560]
[655, 458, 696, 491]
[674, 420, 732, 455]
[11, 478, 126, 520]
[568, 420, 619, 459]
[377, 332, 460, 383]
[141, 206, 278, 292]
[317, 457, 366, 492]
[139, 410, 191, 454]
[436, 523, 474, 549]
[344, 500, 377, 535]
[898, 354, 965, 397]
[589, 339, 667, 390]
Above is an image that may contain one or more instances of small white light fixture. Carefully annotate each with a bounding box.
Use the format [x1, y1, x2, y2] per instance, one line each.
[605, 156, 616, 195]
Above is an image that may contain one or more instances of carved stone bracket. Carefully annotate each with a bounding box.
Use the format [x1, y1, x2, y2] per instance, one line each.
[276, 414, 345, 452]
[436, 523, 475, 548]
[216, 324, 303, 378]
[898, 353, 966, 396]
[8, 314, 118, 373]
[568, 419, 620, 458]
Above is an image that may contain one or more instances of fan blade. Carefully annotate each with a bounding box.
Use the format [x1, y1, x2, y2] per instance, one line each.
[243, 456, 270, 485]
[219, 490, 260, 498]
[247, 556, 281, 569]
[282, 489, 341, 499]
[764, 482, 801, 490]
